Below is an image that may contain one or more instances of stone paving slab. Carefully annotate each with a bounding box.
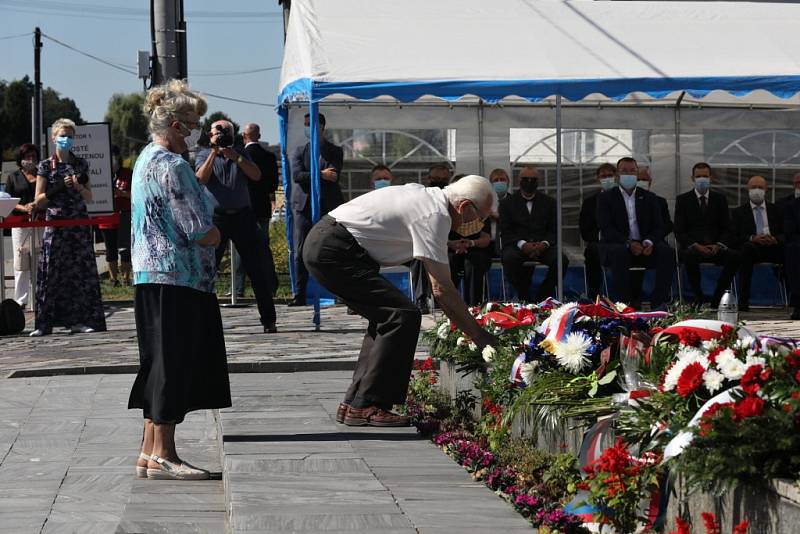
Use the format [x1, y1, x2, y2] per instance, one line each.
[0, 375, 226, 534]
[0, 304, 436, 377]
[219, 372, 533, 533]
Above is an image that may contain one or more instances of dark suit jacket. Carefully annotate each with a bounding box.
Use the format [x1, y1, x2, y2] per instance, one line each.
[499, 192, 557, 250]
[597, 187, 666, 245]
[786, 197, 800, 245]
[290, 140, 344, 215]
[674, 190, 729, 249]
[579, 191, 600, 243]
[244, 143, 279, 219]
[725, 201, 784, 248]
[656, 195, 674, 237]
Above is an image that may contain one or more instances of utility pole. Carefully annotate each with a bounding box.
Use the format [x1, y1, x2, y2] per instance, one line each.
[33, 27, 43, 155]
[151, 0, 185, 84]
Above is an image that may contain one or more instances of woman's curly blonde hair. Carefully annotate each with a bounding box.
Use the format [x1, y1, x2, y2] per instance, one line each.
[143, 79, 207, 135]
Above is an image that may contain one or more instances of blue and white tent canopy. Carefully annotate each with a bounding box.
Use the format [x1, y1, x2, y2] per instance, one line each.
[277, 0, 800, 325]
[279, 0, 800, 106]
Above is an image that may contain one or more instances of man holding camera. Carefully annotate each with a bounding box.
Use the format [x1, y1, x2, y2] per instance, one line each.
[196, 120, 277, 333]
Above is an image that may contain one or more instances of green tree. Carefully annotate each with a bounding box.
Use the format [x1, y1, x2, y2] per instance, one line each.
[43, 87, 83, 131]
[104, 93, 148, 157]
[0, 76, 84, 156]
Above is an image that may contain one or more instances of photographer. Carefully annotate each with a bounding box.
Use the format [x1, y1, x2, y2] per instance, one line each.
[30, 118, 106, 336]
[195, 120, 277, 333]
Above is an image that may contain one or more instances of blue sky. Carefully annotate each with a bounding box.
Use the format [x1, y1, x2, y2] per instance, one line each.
[1, 0, 285, 142]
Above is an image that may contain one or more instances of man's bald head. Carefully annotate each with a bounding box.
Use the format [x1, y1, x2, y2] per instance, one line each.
[748, 175, 768, 191]
[243, 122, 260, 143]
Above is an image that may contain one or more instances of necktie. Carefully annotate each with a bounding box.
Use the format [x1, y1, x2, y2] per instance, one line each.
[754, 206, 765, 235]
[699, 196, 710, 243]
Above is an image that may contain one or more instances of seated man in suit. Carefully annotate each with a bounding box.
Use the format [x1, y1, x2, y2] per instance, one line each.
[580, 163, 616, 300]
[289, 112, 344, 306]
[598, 157, 674, 310]
[500, 165, 568, 302]
[674, 162, 738, 306]
[726, 175, 784, 311]
[785, 189, 800, 320]
[779, 172, 800, 210]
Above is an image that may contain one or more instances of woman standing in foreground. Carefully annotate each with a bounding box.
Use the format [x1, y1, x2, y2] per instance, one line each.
[128, 80, 230, 480]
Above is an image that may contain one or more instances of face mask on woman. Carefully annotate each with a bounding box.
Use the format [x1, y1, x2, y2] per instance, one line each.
[55, 136, 74, 151]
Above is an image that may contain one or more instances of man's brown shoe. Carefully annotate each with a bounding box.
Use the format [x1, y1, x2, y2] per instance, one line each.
[343, 406, 410, 427]
[335, 402, 350, 424]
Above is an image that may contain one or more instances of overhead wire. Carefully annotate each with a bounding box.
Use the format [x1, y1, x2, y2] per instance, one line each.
[30, 31, 275, 108]
[0, 31, 33, 41]
[191, 66, 281, 77]
[0, 0, 282, 22]
[40, 32, 138, 75]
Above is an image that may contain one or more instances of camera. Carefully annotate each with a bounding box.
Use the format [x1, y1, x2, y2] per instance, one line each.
[212, 125, 234, 148]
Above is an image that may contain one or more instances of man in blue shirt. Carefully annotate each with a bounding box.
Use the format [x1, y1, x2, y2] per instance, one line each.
[196, 120, 277, 332]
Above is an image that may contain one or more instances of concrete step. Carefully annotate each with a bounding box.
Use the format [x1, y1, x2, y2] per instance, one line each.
[217, 372, 533, 534]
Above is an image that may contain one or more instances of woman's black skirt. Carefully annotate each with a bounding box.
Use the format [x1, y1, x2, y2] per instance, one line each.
[128, 284, 231, 424]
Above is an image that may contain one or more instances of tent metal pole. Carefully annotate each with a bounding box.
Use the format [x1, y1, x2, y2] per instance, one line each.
[555, 95, 563, 301]
[477, 100, 485, 176]
[674, 91, 685, 303]
[309, 100, 321, 330]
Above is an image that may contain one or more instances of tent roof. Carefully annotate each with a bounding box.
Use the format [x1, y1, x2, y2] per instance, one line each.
[279, 0, 800, 106]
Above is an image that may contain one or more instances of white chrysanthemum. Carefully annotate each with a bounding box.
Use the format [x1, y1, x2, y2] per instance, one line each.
[437, 322, 450, 340]
[521, 361, 539, 385]
[701, 338, 719, 351]
[714, 348, 736, 368]
[486, 302, 497, 311]
[676, 346, 705, 365]
[456, 336, 467, 347]
[745, 354, 766, 368]
[555, 332, 592, 373]
[482, 345, 496, 363]
[615, 302, 629, 312]
[663, 359, 690, 392]
[468, 342, 477, 351]
[734, 336, 756, 350]
[703, 369, 725, 394]
[719, 357, 747, 381]
[493, 327, 503, 335]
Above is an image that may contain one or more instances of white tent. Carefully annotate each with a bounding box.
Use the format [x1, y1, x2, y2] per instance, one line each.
[277, 0, 800, 324]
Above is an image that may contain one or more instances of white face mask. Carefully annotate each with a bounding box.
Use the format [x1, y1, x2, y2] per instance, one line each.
[749, 188, 766, 205]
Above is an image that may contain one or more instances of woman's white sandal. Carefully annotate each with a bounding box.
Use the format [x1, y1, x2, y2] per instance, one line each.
[135, 452, 151, 478]
[146, 455, 210, 480]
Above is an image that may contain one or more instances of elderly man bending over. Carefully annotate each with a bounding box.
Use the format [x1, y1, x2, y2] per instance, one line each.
[304, 175, 498, 426]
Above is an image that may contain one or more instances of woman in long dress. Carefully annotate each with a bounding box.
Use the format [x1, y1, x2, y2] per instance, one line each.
[31, 118, 106, 336]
